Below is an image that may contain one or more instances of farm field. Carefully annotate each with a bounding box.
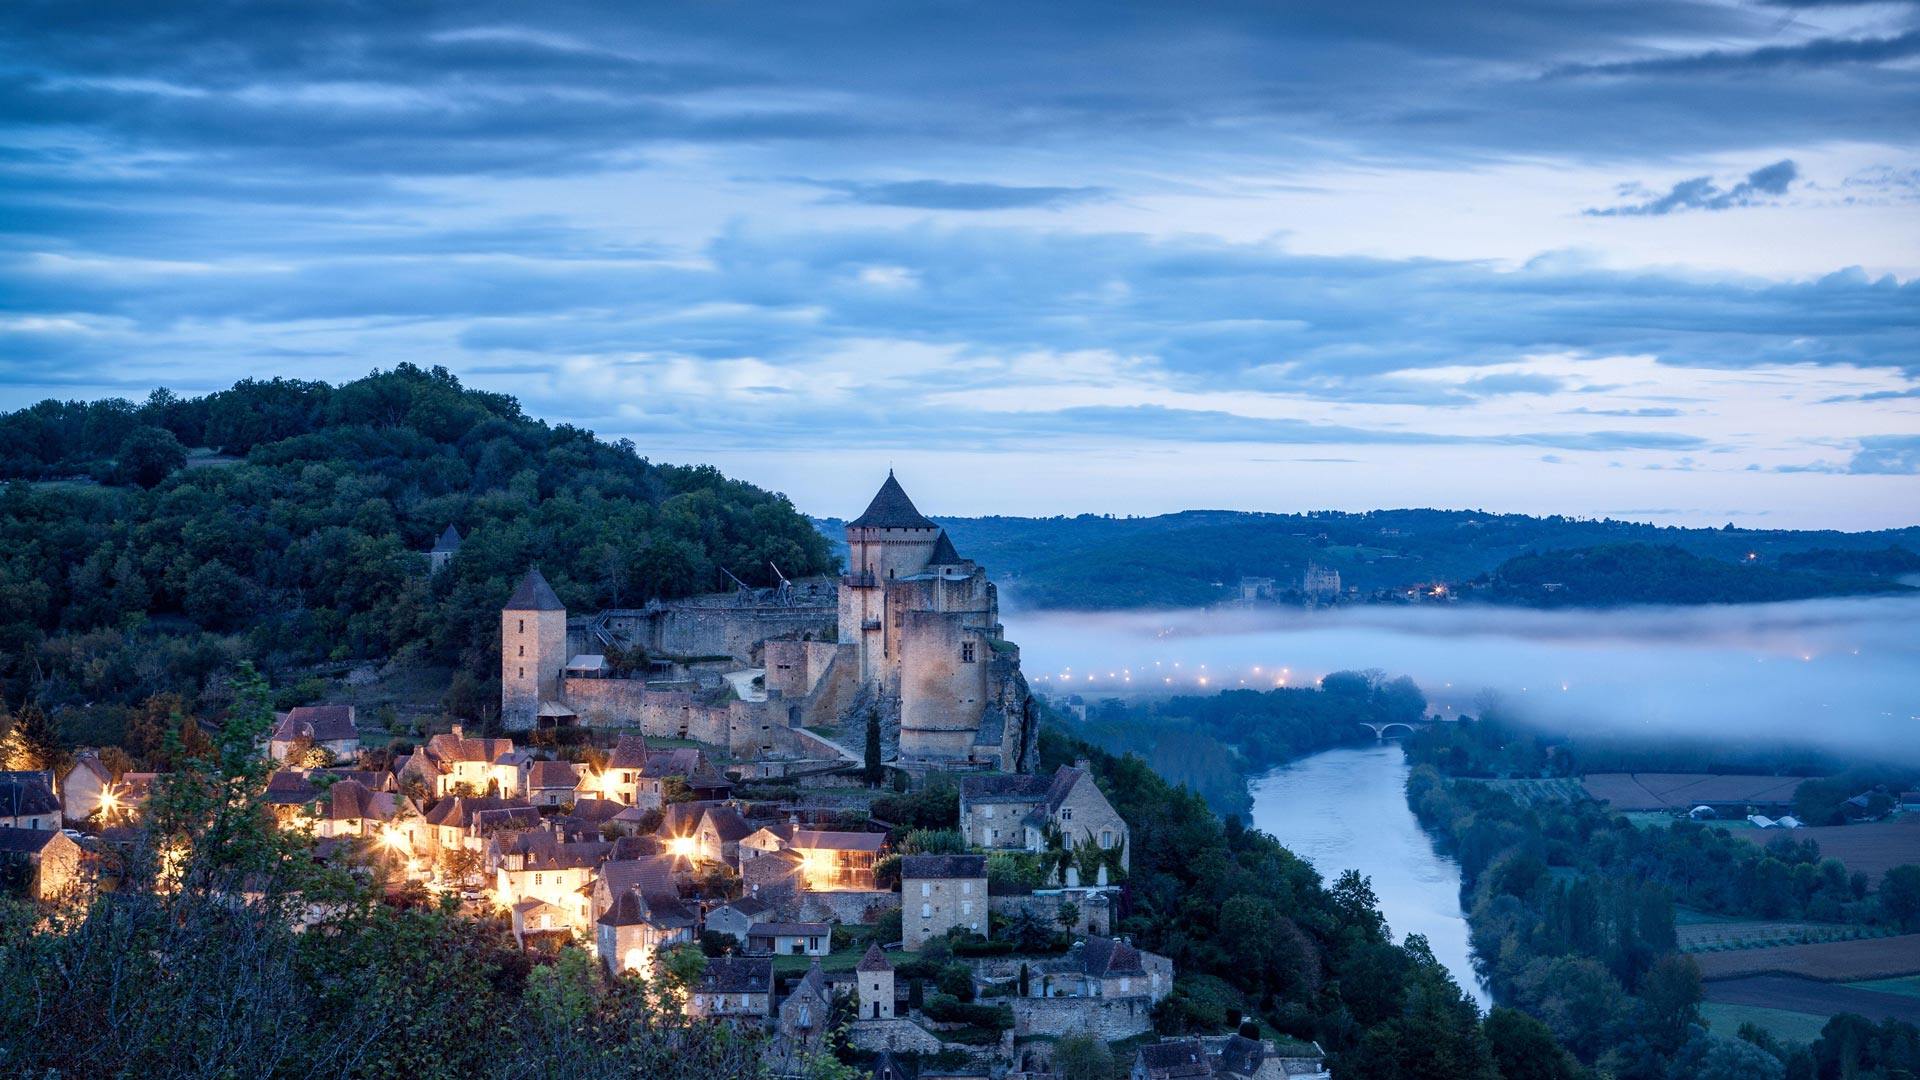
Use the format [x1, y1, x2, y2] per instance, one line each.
[1581, 772, 1808, 811]
[1704, 975, 1920, 1026]
[1699, 1003, 1828, 1047]
[1694, 933, 1920, 981]
[1454, 777, 1587, 808]
[1735, 814, 1920, 887]
[1850, 976, 1920, 998]
[1677, 918, 1886, 952]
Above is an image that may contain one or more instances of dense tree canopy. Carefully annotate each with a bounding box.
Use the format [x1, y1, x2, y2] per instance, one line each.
[0, 367, 835, 730]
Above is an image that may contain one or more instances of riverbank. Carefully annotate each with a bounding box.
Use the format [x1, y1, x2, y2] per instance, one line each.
[1249, 742, 1490, 1008]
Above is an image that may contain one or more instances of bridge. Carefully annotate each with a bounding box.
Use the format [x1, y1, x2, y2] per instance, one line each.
[1356, 719, 1438, 741]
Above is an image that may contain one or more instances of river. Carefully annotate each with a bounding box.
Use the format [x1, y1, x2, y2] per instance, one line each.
[1249, 742, 1491, 1008]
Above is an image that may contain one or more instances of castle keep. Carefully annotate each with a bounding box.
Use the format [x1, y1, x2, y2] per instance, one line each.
[500, 473, 1036, 773]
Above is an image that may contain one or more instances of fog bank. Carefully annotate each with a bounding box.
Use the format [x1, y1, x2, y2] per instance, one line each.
[1009, 596, 1920, 760]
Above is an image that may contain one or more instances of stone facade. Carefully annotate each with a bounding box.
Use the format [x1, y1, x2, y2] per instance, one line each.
[1012, 995, 1157, 1041]
[502, 568, 568, 732]
[901, 854, 988, 951]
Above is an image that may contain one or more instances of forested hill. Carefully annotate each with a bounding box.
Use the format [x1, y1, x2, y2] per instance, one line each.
[815, 509, 1920, 610]
[0, 366, 835, 720]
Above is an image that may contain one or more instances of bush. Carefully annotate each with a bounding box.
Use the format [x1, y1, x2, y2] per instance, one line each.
[936, 964, 975, 1002]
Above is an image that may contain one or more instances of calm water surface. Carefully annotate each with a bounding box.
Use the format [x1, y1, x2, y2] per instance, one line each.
[1249, 742, 1491, 1008]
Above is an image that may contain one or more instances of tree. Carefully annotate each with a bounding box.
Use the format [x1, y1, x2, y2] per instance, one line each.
[1639, 953, 1704, 1052]
[1486, 1008, 1583, 1080]
[1881, 865, 1920, 931]
[0, 704, 59, 772]
[1055, 1032, 1114, 1080]
[863, 706, 883, 786]
[114, 425, 187, 488]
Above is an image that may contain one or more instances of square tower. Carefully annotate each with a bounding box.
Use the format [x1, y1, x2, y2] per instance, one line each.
[502, 567, 567, 732]
[855, 943, 895, 1020]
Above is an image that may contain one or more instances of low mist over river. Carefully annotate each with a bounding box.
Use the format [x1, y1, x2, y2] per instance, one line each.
[1009, 595, 1920, 758]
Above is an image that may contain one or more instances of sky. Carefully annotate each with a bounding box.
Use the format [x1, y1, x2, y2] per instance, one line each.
[2, 0, 1917, 528]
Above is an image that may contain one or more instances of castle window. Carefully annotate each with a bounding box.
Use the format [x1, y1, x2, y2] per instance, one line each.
[519, 667, 525, 679]
[518, 645, 525, 657]
[518, 619, 525, 634]
[961, 642, 976, 664]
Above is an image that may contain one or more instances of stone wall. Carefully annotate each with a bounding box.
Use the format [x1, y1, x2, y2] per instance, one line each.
[987, 891, 1115, 937]
[797, 888, 900, 926]
[558, 679, 816, 760]
[848, 1019, 945, 1055]
[1012, 995, 1156, 1041]
[644, 605, 837, 664]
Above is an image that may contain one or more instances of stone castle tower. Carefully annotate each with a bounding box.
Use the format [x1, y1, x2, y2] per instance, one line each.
[855, 944, 895, 1020]
[502, 566, 567, 732]
[838, 472, 1029, 769]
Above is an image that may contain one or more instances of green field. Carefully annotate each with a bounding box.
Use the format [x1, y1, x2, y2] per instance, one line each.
[1677, 914, 1884, 952]
[1455, 777, 1587, 808]
[1850, 976, 1920, 998]
[1702, 1003, 1828, 1046]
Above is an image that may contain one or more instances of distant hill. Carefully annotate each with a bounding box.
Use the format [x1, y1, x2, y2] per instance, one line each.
[0, 366, 835, 721]
[816, 509, 1920, 610]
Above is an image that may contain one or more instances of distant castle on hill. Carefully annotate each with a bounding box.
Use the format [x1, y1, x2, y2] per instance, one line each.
[497, 473, 1036, 773]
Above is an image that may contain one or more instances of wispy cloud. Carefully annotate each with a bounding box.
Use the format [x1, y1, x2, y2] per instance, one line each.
[787, 178, 1108, 210]
[1586, 160, 1798, 217]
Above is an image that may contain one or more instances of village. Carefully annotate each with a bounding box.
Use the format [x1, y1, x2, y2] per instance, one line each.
[0, 474, 1330, 1080]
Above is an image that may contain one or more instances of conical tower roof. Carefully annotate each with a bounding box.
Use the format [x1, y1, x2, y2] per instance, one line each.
[848, 471, 937, 530]
[505, 566, 564, 611]
[432, 524, 463, 552]
[856, 942, 893, 971]
[928, 530, 961, 565]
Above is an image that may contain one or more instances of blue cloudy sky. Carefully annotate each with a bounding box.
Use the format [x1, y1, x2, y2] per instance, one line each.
[3, 1, 1917, 527]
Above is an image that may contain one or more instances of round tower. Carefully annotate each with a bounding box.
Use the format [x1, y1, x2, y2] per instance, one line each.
[501, 566, 567, 732]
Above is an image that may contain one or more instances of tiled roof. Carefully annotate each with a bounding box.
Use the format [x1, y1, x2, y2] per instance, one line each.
[847, 472, 937, 530]
[960, 773, 1051, 804]
[323, 779, 398, 821]
[470, 806, 541, 834]
[563, 797, 627, 825]
[790, 829, 885, 853]
[505, 567, 565, 611]
[1077, 936, 1147, 978]
[431, 525, 462, 553]
[66, 753, 111, 787]
[0, 826, 64, 854]
[424, 734, 517, 766]
[271, 705, 358, 745]
[598, 886, 697, 929]
[696, 957, 774, 995]
[871, 1050, 911, 1080]
[748, 921, 829, 937]
[1137, 1040, 1211, 1080]
[0, 778, 60, 818]
[901, 854, 987, 880]
[1214, 1034, 1266, 1078]
[606, 735, 650, 771]
[856, 943, 893, 972]
[529, 760, 581, 789]
[263, 770, 323, 806]
[699, 805, 755, 843]
[422, 795, 523, 828]
[598, 856, 676, 900]
[928, 530, 962, 564]
[716, 897, 772, 919]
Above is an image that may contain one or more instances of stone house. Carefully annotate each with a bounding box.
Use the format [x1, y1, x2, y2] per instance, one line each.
[419, 795, 529, 856]
[60, 754, 114, 822]
[412, 730, 518, 798]
[777, 962, 834, 1057]
[705, 896, 775, 946]
[596, 885, 697, 976]
[745, 920, 830, 957]
[856, 944, 896, 1020]
[492, 831, 610, 929]
[960, 762, 1129, 872]
[1032, 936, 1171, 1002]
[592, 856, 679, 920]
[901, 854, 987, 951]
[687, 957, 774, 1024]
[0, 777, 62, 832]
[638, 748, 735, 808]
[510, 896, 572, 947]
[738, 822, 792, 862]
[268, 705, 360, 764]
[315, 779, 410, 842]
[742, 848, 805, 907]
[693, 805, 755, 867]
[1133, 1040, 1211, 1080]
[527, 760, 583, 807]
[427, 524, 462, 573]
[594, 735, 653, 806]
[0, 826, 81, 901]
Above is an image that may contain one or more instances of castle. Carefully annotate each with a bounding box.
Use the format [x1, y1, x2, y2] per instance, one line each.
[500, 473, 1036, 773]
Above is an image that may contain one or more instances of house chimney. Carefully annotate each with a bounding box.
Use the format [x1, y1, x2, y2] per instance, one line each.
[451, 723, 465, 740]
[1073, 757, 1090, 772]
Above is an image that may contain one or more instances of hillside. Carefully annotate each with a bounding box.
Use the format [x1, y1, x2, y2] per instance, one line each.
[816, 510, 1920, 610]
[0, 366, 835, 725]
